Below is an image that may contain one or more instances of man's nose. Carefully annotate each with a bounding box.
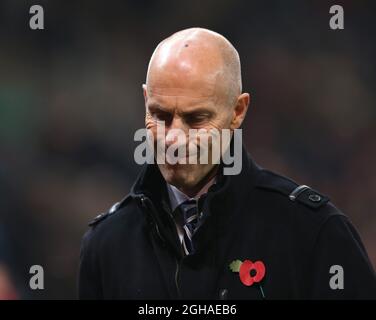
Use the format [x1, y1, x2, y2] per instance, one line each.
[165, 117, 187, 147]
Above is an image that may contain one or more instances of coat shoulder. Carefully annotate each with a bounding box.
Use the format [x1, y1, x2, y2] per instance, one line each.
[84, 194, 140, 241]
[254, 168, 344, 222]
[81, 193, 145, 253]
[255, 168, 328, 208]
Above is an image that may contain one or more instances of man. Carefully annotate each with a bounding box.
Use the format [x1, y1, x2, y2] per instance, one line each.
[78, 28, 376, 299]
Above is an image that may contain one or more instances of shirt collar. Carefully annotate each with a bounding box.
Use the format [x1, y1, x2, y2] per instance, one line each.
[167, 175, 217, 213]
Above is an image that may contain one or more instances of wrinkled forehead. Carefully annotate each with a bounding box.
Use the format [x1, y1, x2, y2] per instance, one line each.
[147, 73, 219, 99]
[146, 66, 228, 108]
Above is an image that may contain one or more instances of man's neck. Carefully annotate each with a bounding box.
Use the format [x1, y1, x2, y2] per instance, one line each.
[176, 165, 219, 198]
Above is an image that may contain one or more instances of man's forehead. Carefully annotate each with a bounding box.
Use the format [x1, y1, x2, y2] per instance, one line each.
[146, 90, 218, 112]
[146, 69, 227, 106]
[148, 86, 216, 99]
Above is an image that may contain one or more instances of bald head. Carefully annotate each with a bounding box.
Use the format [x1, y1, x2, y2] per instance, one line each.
[145, 28, 242, 106]
[143, 28, 249, 195]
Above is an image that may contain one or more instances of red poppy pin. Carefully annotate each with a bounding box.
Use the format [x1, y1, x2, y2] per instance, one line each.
[229, 259, 266, 298]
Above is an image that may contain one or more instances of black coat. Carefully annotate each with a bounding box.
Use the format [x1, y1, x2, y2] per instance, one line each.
[78, 146, 376, 299]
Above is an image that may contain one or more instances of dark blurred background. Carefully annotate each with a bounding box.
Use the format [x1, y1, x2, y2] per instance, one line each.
[0, 0, 375, 299]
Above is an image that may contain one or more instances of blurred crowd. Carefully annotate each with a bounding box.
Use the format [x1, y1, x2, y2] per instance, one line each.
[0, 1, 375, 299]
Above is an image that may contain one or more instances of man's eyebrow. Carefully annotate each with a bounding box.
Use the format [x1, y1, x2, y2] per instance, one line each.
[147, 104, 214, 116]
[180, 108, 214, 117]
[147, 103, 170, 112]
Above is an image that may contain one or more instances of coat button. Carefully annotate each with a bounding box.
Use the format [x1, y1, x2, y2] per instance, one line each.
[219, 288, 228, 300]
[140, 196, 148, 208]
[308, 194, 321, 202]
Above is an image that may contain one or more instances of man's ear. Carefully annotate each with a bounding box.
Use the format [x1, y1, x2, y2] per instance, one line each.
[230, 92, 250, 130]
[142, 84, 148, 103]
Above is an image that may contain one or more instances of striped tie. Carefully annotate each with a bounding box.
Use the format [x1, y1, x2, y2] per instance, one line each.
[178, 199, 199, 255]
